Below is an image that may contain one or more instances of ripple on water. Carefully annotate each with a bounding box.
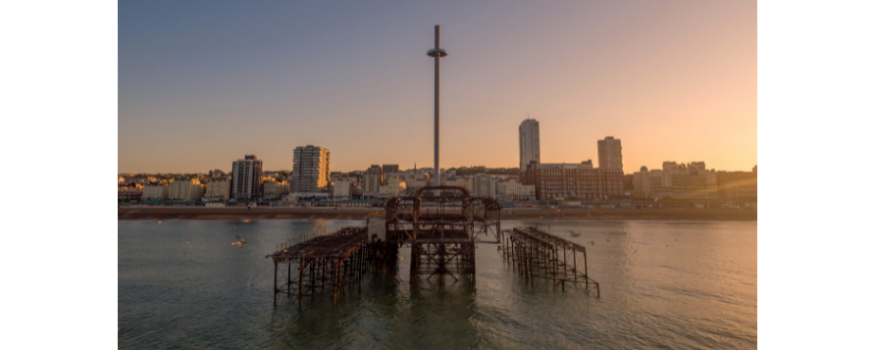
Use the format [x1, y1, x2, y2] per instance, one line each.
[118, 219, 757, 349]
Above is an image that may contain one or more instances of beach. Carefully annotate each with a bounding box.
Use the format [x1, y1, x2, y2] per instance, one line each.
[118, 206, 756, 221]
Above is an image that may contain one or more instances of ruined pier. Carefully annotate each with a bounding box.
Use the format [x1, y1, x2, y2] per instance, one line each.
[502, 227, 600, 297]
[267, 187, 600, 304]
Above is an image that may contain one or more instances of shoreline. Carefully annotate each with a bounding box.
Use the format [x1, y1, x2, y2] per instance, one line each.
[118, 207, 756, 221]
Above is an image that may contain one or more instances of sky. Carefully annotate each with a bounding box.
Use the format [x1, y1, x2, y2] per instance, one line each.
[119, 0, 756, 174]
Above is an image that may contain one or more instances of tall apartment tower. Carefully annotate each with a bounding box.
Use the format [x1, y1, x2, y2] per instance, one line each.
[292, 145, 331, 193]
[519, 119, 541, 170]
[231, 155, 263, 201]
[597, 136, 623, 171]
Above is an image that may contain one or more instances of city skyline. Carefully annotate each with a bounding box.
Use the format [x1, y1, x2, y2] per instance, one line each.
[119, 1, 756, 174]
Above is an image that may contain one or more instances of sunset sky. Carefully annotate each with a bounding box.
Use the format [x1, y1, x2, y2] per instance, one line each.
[119, 0, 756, 174]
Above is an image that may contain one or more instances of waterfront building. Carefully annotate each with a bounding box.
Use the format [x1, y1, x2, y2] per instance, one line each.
[142, 183, 170, 201]
[379, 177, 407, 197]
[496, 179, 536, 200]
[231, 155, 263, 201]
[262, 179, 290, 200]
[717, 166, 758, 201]
[472, 174, 497, 198]
[597, 136, 623, 171]
[332, 180, 352, 199]
[632, 162, 718, 199]
[404, 177, 429, 194]
[522, 162, 624, 200]
[363, 165, 383, 196]
[118, 183, 143, 201]
[169, 178, 205, 201]
[440, 176, 473, 192]
[292, 145, 331, 193]
[204, 178, 231, 201]
[519, 119, 541, 171]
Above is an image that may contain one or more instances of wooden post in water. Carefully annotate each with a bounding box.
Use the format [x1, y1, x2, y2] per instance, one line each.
[273, 260, 278, 304]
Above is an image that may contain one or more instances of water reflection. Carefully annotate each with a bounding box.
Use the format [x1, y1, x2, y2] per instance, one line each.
[119, 219, 756, 349]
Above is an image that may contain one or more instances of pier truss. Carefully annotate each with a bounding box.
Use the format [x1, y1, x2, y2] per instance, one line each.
[385, 186, 501, 284]
[267, 226, 370, 305]
[502, 227, 600, 297]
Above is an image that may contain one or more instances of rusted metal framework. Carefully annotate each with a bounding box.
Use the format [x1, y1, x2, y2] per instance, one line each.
[267, 226, 370, 305]
[502, 227, 600, 297]
[385, 186, 501, 284]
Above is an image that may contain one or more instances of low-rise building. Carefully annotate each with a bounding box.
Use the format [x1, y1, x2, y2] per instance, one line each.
[332, 180, 353, 199]
[441, 176, 473, 192]
[204, 178, 231, 201]
[118, 183, 143, 201]
[142, 183, 170, 201]
[522, 162, 624, 200]
[262, 180, 290, 200]
[496, 179, 535, 200]
[379, 177, 407, 197]
[471, 174, 497, 198]
[169, 179, 205, 201]
[717, 167, 757, 201]
[632, 161, 718, 199]
[363, 165, 383, 197]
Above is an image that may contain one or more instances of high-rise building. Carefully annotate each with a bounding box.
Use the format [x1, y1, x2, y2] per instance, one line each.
[597, 136, 623, 171]
[363, 165, 383, 196]
[519, 119, 540, 171]
[231, 155, 263, 201]
[292, 145, 331, 193]
[382, 164, 400, 174]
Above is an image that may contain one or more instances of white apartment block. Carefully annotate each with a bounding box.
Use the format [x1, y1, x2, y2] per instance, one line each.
[142, 183, 170, 200]
[472, 174, 497, 198]
[204, 179, 231, 201]
[332, 180, 352, 199]
[440, 177, 473, 193]
[497, 179, 536, 200]
[379, 177, 407, 197]
[262, 181, 290, 200]
[363, 164, 383, 196]
[169, 179, 205, 201]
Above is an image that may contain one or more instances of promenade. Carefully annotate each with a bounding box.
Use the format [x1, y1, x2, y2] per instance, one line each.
[118, 207, 756, 221]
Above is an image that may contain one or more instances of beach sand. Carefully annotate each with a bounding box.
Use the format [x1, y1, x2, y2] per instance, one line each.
[118, 207, 756, 221]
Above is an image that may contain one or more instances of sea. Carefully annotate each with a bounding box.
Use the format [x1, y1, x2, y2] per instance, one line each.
[118, 219, 756, 349]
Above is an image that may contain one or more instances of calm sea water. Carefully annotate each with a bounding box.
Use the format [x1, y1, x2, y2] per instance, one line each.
[118, 219, 756, 349]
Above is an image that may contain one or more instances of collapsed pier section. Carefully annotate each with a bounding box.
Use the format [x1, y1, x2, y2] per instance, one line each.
[502, 227, 600, 297]
[385, 186, 501, 284]
[267, 226, 369, 305]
